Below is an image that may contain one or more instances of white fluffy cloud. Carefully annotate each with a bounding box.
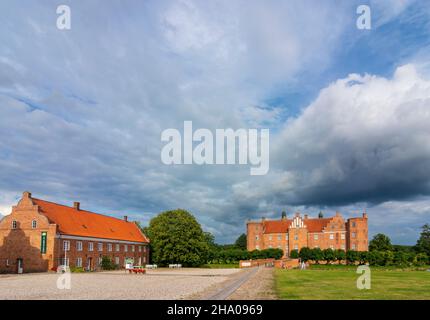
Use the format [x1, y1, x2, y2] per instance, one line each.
[235, 64, 430, 210]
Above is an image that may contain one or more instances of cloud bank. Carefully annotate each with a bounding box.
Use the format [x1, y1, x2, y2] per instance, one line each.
[0, 0, 429, 243]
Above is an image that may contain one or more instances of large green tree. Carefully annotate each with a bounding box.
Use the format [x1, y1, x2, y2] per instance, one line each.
[145, 209, 209, 267]
[415, 224, 430, 257]
[369, 233, 393, 251]
[234, 233, 247, 250]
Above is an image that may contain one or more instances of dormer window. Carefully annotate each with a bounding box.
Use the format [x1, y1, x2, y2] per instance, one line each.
[12, 220, 17, 229]
[32, 220, 37, 229]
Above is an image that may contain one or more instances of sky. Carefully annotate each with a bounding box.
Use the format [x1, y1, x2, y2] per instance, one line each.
[0, 0, 430, 244]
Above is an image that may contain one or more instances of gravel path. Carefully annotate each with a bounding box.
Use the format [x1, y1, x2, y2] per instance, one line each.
[0, 268, 242, 300]
[228, 267, 277, 300]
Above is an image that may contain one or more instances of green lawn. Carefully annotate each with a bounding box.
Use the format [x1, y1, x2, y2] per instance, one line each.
[275, 267, 430, 299]
[201, 263, 239, 268]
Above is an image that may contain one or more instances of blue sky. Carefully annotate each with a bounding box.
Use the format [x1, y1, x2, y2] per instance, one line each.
[1, 0, 430, 244]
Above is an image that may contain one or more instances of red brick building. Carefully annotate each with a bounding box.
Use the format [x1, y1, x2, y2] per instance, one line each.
[0, 192, 150, 273]
[247, 212, 368, 256]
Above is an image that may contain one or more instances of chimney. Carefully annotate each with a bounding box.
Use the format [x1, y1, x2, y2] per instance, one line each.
[74, 202, 80, 210]
[23, 191, 32, 199]
[281, 211, 287, 220]
[124, 216, 128, 222]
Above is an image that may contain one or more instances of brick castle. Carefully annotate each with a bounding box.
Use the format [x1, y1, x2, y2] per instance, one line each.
[247, 211, 368, 256]
[0, 192, 149, 273]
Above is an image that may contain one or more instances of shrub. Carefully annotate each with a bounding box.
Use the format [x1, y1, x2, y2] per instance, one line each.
[334, 249, 346, 264]
[322, 249, 336, 264]
[70, 266, 85, 273]
[346, 250, 359, 265]
[299, 247, 312, 262]
[101, 256, 117, 270]
[310, 248, 324, 264]
[290, 249, 299, 259]
[414, 253, 429, 266]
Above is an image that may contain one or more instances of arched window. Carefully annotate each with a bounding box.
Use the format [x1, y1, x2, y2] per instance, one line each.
[12, 220, 17, 229]
[32, 220, 37, 229]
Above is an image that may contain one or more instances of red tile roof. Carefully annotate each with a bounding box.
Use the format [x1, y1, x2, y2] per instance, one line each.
[263, 219, 291, 233]
[33, 198, 149, 243]
[305, 218, 332, 232]
[262, 218, 332, 233]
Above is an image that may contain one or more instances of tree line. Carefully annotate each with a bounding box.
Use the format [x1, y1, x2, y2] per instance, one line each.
[293, 228, 430, 266]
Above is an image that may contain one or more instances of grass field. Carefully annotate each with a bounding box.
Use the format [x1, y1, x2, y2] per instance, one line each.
[201, 263, 239, 268]
[275, 267, 430, 300]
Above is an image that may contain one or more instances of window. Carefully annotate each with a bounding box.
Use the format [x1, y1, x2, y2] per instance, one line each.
[63, 240, 70, 251]
[76, 257, 82, 267]
[143, 257, 146, 264]
[88, 242, 94, 251]
[278, 245, 281, 249]
[294, 244, 298, 250]
[40, 232, 47, 254]
[255, 235, 259, 240]
[329, 233, 334, 240]
[330, 245, 334, 249]
[286, 234, 289, 240]
[132, 245, 135, 252]
[294, 235, 298, 240]
[115, 257, 120, 265]
[143, 246, 146, 253]
[139, 246, 142, 252]
[314, 234, 319, 240]
[352, 232, 356, 239]
[108, 243, 112, 252]
[352, 222, 356, 227]
[124, 245, 128, 252]
[268, 245, 272, 248]
[98, 243, 103, 252]
[12, 220, 17, 229]
[269, 235, 272, 241]
[116, 244, 120, 252]
[277, 235, 282, 240]
[32, 220, 37, 229]
[76, 241, 83, 251]
[98, 257, 102, 266]
[61, 257, 69, 266]
[6, 259, 9, 266]
[341, 244, 345, 250]
[256, 245, 260, 250]
[341, 233, 345, 240]
[352, 244, 356, 250]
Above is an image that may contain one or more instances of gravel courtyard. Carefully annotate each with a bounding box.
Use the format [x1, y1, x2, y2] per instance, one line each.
[0, 268, 242, 300]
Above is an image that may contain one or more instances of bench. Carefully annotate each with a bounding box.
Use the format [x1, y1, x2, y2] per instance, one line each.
[168, 264, 182, 268]
[127, 266, 146, 274]
[145, 264, 157, 269]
